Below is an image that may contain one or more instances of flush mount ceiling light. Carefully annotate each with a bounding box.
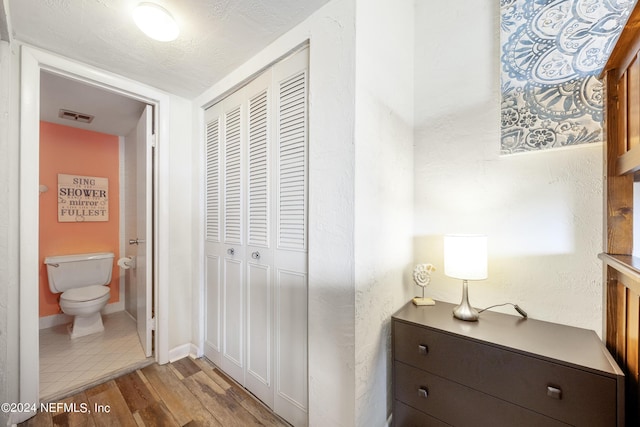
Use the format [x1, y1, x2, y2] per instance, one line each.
[133, 2, 179, 42]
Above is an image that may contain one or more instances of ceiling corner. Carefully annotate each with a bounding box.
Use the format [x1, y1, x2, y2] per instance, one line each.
[0, 0, 12, 42]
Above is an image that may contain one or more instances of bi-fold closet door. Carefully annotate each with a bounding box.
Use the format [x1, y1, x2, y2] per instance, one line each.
[204, 47, 308, 427]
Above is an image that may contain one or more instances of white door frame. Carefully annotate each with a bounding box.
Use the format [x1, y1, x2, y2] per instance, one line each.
[17, 45, 169, 422]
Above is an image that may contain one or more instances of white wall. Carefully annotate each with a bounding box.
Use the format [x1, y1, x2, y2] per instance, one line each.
[413, 0, 604, 333]
[167, 94, 193, 351]
[195, 0, 358, 425]
[0, 40, 9, 426]
[353, 0, 414, 424]
[0, 39, 19, 427]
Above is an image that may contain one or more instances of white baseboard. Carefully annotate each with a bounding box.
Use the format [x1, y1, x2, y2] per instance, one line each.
[168, 343, 200, 362]
[39, 301, 125, 330]
[9, 409, 35, 426]
[193, 344, 204, 358]
[39, 312, 71, 330]
[168, 343, 191, 362]
[103, 300, 124, 314]
[190, 343, 201, 358]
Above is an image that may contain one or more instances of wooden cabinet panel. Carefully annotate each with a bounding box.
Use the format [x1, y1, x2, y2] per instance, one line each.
[601, 2, 640, 422]
[618, 71, 628, 156]
[628, 57, 640, 150]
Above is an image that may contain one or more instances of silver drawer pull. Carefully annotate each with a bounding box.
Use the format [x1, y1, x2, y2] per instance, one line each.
[418, 344, 428, 355]
[547, 385, 562, 400]
[417, 387, 428, 399]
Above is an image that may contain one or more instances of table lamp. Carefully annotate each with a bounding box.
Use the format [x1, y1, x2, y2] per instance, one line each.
[444, 234, 487, 321]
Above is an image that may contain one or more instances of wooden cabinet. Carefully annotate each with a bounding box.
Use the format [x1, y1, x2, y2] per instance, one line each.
[601, 2, 640, 424]
[392, 301, 624, 426]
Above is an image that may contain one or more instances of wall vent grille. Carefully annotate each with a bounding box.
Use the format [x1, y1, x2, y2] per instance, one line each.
[58, 109, 95, 124]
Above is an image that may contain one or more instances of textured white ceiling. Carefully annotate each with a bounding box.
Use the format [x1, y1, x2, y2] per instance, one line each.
[9, 0, 330, 98]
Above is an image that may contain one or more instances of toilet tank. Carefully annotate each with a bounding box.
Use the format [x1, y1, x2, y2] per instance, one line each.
[44, 252, 115, 293]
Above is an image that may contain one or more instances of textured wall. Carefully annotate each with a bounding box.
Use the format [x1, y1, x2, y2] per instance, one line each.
[353, 0, 414, 424]
[413, 0, 604, 333]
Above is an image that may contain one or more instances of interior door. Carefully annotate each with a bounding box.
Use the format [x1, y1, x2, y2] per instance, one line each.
[135, 105, 153, 357]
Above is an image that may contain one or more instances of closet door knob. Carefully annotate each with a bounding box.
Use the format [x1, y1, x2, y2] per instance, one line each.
[227, 248, 235, 256]
[251, 251, 260, 259]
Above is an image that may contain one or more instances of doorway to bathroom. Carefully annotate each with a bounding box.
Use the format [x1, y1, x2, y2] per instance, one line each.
[17, 47, 171, 423]
[36, 71, 155, 401]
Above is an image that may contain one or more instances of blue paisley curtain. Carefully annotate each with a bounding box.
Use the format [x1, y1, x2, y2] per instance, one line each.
[500, 0, 636, 154]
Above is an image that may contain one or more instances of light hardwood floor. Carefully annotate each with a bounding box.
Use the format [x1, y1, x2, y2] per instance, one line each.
[21, 357, 290, 427]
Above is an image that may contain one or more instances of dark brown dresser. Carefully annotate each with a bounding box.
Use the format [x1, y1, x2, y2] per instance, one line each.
[392, 301, 624, 426]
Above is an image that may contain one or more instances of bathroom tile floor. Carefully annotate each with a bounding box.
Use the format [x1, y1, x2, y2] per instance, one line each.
[39, 311, 149, 401]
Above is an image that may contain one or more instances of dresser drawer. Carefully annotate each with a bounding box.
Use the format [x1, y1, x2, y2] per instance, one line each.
[393, 400, 450, 427]
[395, 361, 568, 426]
[394, 321, 618, 426]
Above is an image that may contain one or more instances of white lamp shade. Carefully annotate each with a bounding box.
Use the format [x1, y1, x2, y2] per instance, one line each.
[444, 234, 488, 280]
[133, 3, 180, 42]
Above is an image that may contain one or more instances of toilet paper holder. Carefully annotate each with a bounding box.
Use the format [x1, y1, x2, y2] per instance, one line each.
[118, 256, 136, 269]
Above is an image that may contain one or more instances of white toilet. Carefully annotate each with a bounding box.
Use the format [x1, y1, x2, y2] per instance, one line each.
[44, 252, 114, 339]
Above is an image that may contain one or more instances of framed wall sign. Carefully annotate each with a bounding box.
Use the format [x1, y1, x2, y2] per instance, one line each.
[57, 173, 109, 222]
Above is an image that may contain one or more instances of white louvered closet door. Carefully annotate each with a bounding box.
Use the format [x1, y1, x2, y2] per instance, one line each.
[272, 50, 308, 427]
[204, 88, 247, 383]
[204, 47, 309, 427]
[244, 70, 275, 408]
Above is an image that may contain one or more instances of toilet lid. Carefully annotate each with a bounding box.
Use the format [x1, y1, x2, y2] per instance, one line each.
[61, 285, 110, 302]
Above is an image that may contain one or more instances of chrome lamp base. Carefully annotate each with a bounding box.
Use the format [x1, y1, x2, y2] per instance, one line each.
[453, 279, 479, 321]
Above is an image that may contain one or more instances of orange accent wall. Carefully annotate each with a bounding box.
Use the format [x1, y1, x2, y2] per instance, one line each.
[39, 121, 120, 317]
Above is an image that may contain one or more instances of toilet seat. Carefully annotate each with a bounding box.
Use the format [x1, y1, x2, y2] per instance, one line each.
[61, 285, 110, 303]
